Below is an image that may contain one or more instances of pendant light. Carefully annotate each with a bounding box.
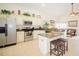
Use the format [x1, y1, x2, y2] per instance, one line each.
[70, 3, 79, 16]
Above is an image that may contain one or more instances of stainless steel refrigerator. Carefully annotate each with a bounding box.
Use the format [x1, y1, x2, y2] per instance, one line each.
[0, 16, 16, 47]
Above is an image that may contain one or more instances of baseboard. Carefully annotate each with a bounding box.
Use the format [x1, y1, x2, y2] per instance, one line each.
[0, 43, 16, 48]
[0, 46, 3, 48]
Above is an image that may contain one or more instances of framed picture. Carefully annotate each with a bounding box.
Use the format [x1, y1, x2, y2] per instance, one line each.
[68, 20, 77, 27]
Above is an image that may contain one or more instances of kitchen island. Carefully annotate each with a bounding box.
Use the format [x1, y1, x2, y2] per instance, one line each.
[38, 32, 67, 55]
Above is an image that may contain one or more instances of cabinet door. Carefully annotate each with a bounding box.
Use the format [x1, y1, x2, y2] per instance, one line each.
[38, 36, 48, 55]
[17, 31, 24, 43]
[42, 37, 49, 55]
[0, 34, 3, 46]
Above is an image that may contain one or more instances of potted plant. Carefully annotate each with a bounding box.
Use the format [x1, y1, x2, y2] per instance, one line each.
[43, 21, 49, 33]
[22, 12, 31, 16]
[1, 9, 11, 15]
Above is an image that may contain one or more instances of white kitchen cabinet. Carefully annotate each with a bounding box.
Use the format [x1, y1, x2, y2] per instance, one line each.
[38, 35, 49, 55]
[75, 36, 79, 56]
[17, 31, 24, 43]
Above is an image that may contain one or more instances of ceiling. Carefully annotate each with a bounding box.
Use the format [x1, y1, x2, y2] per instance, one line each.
[0, 3, 79, 19]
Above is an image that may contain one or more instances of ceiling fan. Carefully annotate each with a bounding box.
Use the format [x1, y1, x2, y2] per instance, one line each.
[70, 3, 79, 16]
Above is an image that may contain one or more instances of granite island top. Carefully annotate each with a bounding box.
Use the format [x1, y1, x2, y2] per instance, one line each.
[38, 32, 63, 39]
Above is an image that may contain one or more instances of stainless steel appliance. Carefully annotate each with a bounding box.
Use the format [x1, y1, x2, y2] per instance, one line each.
[23, 21, 34, 41]
[0, 16, 16, 47]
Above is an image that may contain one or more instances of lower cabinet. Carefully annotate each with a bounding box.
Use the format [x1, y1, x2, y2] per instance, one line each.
[17, 31, 24, 43]
[38, 35, 49, 55]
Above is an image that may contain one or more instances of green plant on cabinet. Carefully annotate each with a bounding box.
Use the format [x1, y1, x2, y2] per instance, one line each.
[22, 12, 31, 16]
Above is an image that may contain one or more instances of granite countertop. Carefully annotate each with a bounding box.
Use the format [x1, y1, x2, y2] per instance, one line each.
[38, 32, 63, 38]
[16, 28, 45, 31]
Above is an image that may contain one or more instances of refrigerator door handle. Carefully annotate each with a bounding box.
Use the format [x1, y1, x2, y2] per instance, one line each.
[5, 24, 8, 36]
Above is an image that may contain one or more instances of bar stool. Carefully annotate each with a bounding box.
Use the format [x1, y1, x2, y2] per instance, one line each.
[50, 38, 66, 56]
[57, 38, 65, 54]
[50, 40, 57, 55]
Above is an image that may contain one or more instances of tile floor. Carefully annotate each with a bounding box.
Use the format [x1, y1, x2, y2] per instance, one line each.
[0, 37, 78, 56]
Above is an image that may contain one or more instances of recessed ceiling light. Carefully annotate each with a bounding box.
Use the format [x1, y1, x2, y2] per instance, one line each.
[41, 3, 46, 7]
